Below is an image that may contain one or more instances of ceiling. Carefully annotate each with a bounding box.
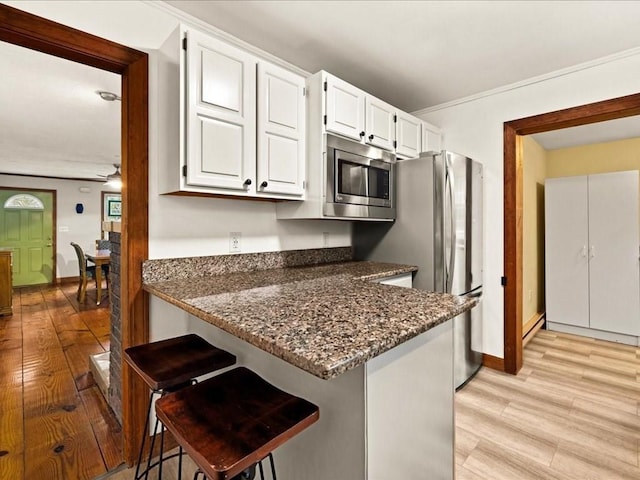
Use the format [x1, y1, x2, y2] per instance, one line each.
[0, 41, 120, 181]
[2, 1, 640, 181]
[166, 0, 640, 111]
[532, 116, 640, 150]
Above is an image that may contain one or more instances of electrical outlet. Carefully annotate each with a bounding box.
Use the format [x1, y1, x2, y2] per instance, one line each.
[322, 232, 330, 248]
[229, 232, 241, 253]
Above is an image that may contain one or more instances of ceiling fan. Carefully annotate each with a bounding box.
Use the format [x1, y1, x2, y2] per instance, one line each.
[99, 163, 122, 189]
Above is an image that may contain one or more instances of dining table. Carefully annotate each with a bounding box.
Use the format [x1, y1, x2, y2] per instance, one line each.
[86, 249, 111, 305]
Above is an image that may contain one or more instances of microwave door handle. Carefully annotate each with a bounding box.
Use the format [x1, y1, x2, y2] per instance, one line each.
[365, 166, 370, 198]
[445, 158, 456, 293]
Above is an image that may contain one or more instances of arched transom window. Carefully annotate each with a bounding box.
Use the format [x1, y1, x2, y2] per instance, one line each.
[3, 193, 44, 210]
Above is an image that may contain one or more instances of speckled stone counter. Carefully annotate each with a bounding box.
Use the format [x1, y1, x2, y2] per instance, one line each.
[143, 251, 476, 380]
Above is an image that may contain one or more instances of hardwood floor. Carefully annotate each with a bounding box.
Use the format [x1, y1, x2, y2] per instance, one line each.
[12, 321, 630, 480]
[456, 329, 640, 480]
[0, 282, 122, 480]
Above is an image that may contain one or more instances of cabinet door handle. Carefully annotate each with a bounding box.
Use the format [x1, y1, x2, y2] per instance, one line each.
[261, 181, 268, 188]
[243, 178, 252, 186]
[368, 134, 374, 141]
[359, 131, 365, 138]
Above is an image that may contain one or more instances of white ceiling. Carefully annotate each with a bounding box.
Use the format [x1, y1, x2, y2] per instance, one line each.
[532, 116, 640, 151]
[0, 41, 120, 181]
[2, 1, 640, 180]
[166, 0, 640, 111]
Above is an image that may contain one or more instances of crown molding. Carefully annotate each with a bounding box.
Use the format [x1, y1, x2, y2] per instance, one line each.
[147, 1, 310, 78]
[412, 46, 640, 116]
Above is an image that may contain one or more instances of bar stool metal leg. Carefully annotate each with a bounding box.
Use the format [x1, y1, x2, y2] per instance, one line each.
[135, 389, 178, 480]
[134, 389, 155, 480]
[268, 453, 277, 480]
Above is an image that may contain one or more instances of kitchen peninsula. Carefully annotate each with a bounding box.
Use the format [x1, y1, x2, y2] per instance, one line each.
[143, 247, 476, 479]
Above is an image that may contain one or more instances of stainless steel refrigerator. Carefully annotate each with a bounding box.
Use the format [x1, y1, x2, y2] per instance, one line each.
[354, 150, 483, 389]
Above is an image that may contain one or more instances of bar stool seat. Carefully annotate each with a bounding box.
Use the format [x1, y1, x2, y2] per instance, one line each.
[155, 366, 320, 480]
[124, 334, 236, 480]
[124, 334, 236, 391]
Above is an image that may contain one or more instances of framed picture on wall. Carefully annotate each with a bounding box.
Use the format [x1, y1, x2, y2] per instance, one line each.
[108, 199, 122, 217]
[102, 192, 122, 221]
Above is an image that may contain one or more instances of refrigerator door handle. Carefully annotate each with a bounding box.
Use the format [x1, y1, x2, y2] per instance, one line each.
[445, 157, 456, 293]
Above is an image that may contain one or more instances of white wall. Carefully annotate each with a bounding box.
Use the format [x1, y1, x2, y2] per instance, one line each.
[3, 1, 351, 340]
[416, 51, 640, 358]
[0, 174, 119, 278]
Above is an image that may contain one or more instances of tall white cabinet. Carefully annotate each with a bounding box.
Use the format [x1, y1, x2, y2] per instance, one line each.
[545, 171, 640, 341]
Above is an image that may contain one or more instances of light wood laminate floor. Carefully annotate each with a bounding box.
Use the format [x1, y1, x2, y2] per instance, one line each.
[456, 329, 640, 480]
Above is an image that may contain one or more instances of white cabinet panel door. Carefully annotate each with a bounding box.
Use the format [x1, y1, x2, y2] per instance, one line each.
[545, 176, 590, 327]
[365, 96, 395, 151]
[257, 62, 305, 197]
[325, 75, 365, 141]
[422, 123, 442, 153]
[395, 111, 421, 158]
[588, 171, 640, 335]
[186, 29, 256, 191]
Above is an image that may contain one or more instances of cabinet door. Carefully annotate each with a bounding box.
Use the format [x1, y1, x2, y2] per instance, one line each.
[257, 62, 305, 197]
[422, 122, 442, 153]
[544, 176, 590, 327]
[325, 75, 365, 141]
[185, 29, 256, 191]
[395, 111, 422, 158]
[588, 171, 640, 335]
[365, 96, 395, 151]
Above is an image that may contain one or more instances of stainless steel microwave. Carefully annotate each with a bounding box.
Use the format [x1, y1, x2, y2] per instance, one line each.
[324, 134, 396, 220]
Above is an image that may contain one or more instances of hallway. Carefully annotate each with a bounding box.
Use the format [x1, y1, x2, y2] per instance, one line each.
[0, 283, 122, 479]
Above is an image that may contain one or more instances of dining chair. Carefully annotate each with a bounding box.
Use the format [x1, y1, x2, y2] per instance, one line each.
[70, 242, 106, 303]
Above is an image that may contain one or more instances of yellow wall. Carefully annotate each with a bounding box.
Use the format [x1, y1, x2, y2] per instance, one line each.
[546, 137, 640, 178]
[523, 135, 640, 330]
[522, 136, 547, 327]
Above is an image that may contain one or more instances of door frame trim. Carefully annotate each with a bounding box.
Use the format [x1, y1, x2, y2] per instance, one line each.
[0, 186, 57, 285]
[503, 92, 640, 374]
[0, 4, 149, 464]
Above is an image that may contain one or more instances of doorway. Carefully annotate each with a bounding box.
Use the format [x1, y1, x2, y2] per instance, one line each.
[0, 188, 55, 286]
[0, 3, 149, 470]
[503, 92, 640, 374]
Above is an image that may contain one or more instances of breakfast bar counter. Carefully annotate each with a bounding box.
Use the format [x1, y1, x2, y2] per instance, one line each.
[143, 247, 478, 480]
[143, 259, 474, 380]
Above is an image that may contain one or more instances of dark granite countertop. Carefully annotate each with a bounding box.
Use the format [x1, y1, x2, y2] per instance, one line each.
[143, 255, 476, 380]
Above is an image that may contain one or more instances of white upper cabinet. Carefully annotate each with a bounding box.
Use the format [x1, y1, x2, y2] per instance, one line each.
[325, 75, 366, 141]
[422, 122, 442, 153]
[185, 28, 256, 192]
[257, 62, 306, 197]
[158, 25, 306, 200]
[395, 111, 422, 158]
[325, 73, 395, 151]
[321, 72, 442, 157]
[365, 96, 396, 151]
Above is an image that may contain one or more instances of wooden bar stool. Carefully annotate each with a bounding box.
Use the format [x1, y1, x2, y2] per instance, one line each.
[155, 366, 320, 480]
[124, 334, 236, 480]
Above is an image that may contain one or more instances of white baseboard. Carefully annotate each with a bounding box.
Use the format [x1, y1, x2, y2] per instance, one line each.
[547, 322, 640, 346]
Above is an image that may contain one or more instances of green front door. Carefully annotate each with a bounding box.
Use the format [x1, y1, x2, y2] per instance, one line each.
[0, 189, 54, 286]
